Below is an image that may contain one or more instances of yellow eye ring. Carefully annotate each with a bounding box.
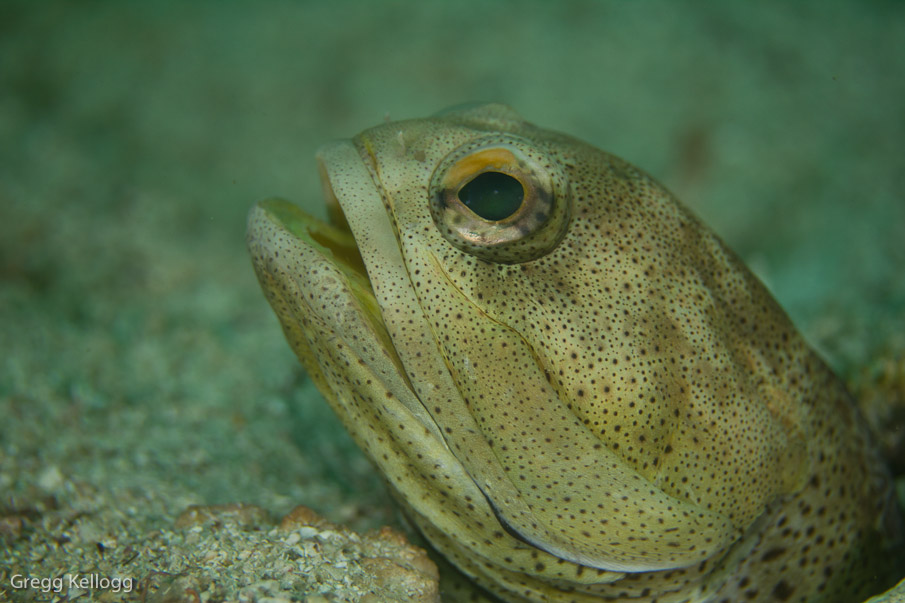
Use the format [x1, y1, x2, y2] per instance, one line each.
[428, 134, 571, 264]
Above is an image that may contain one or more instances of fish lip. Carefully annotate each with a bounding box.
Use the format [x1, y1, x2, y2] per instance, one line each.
[310, 139, 444, 424]
[353, 133, 381, 178]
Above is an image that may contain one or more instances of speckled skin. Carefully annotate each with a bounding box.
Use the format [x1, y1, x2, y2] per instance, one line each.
[247, 104, 902, 602]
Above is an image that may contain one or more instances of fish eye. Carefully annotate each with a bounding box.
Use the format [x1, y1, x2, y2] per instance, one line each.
[429, 134, 571, 263]
[457, 171, 525, 221]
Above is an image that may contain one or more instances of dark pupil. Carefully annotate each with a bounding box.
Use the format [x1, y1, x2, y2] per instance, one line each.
[457, 172, 524, 221]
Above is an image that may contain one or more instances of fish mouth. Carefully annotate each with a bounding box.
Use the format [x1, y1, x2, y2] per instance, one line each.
[254, 199, 366, 282]
[249, 178, 381, 339]
[246, 138, 416, 392]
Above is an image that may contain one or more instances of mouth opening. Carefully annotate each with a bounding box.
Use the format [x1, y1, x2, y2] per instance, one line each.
[309, 157, 369, 281]
[258, 156, 370, 293]
[256, 192, 398, 370]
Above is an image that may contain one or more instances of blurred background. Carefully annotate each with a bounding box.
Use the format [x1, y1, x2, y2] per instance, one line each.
[1, 0, 903, 598]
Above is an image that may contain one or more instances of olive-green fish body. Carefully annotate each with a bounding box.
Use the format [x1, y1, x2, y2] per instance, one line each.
[247, 104, 902, 602]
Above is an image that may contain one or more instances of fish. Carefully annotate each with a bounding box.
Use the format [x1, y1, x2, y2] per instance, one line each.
[247, 103, 903, 602]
